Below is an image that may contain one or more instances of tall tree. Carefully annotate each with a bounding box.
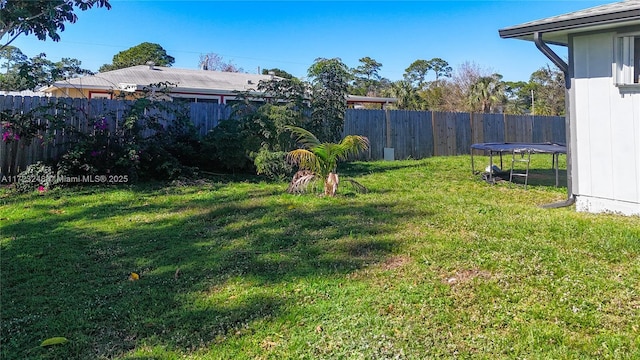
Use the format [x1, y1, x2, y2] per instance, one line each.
[307, 57, 351, 143]
[257, 76, 308, 107]
[403, 59, 432, 89]
[383, 80, 421, 110]
[0, 0, 111, 50]
[503, 80, 533, 115]
[428, 57, 452, 85]
[198, 53, 243, 73]
[437, 61, 493, 112]
[351, 56, 382, 96]
[0, 52, 90, 91]
[0, 46, 27, 74]
[99, 42, 174, 72]
[529, 65, 565, 115]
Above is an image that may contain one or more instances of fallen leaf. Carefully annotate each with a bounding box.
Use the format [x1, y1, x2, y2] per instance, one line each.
[129, 272, 140, 281]
[40, 337, 68, 347]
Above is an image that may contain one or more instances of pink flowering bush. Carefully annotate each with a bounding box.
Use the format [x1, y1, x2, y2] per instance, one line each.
[57, 97, 200, 181]
[0, 112, 46, 145]
[1, 108, 56, 177]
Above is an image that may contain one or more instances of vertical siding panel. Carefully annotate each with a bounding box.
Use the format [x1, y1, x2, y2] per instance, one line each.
[434, 111, 455, 156]
[524, 115, 534, 143]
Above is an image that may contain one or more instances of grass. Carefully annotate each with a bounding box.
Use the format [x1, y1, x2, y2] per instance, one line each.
[1, 155, 639, 359]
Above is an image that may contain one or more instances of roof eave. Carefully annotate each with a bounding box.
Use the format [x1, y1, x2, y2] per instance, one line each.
[499, 10, 640, 44]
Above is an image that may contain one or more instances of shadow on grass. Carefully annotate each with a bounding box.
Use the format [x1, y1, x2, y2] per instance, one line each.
[487, 168, 568, 188]
[0, 183, 427, 359]
[340, 160, 425, 178]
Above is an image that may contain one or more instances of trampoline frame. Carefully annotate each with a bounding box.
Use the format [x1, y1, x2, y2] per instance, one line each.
[470, 142, 567, 187]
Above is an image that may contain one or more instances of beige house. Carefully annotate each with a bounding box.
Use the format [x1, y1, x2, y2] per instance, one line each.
[43, 63, 396, 108]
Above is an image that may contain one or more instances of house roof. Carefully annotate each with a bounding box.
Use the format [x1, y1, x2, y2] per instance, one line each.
[499, 0, 640, 45]
[45, 65, 281, 95]
[45, 64, 399, 105]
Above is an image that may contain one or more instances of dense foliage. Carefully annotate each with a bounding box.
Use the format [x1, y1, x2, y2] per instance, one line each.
[0, 50, 91, 91]
[99, 42, 175, 72]
[0, 0, 111, 50]
[308, 58, 351, 143]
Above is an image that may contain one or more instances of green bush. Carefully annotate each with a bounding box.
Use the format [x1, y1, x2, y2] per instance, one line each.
[253, 149, 294, 181]
[201, 119, 256, 173]
[14, 162, 60, 193]
[57, 98, 202, 181]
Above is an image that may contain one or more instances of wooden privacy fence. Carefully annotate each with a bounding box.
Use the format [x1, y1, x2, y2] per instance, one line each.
[343, 109, 565, 160]
[0, 96, 231, 176]
[0, 95, 565, 175]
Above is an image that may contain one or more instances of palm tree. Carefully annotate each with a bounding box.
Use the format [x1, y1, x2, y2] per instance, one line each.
[468, 73, 505, 113]
[285, 126, 369, 196]
[386, 80, 421, 110]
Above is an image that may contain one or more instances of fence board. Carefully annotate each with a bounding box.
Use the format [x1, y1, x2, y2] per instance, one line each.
[343, 109, 384, 160]
[481, 113, 505, 143]
[417, 110, 434, 159]
[470, 113, 484, 155]
[454, 112, 472, 155]
[433, 111, 458, 156]
[533, 115, 565, 144]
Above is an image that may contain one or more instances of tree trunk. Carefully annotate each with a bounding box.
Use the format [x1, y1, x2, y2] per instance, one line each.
[325, 172, 339, 196]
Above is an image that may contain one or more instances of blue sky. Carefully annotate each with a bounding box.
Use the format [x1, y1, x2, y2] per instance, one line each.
[7, 0, 613, 83]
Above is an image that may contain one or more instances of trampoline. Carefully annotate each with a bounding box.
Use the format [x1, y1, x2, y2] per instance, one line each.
[471, 142, 567, 187]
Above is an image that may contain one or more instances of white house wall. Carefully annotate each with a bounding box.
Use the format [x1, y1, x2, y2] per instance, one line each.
[572, 31, 640, 215]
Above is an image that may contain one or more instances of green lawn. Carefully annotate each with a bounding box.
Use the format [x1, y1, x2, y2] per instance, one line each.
[1, 155, 639, 359]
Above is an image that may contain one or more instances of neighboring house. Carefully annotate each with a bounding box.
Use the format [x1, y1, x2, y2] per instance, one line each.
[500, 0, 640, 216]
[0, 90, 50, 97]
[42, 63, 396, 108]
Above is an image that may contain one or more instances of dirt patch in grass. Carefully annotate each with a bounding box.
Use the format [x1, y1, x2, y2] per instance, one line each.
[380, 255, 411, 271]
[442, 268, 493, 286]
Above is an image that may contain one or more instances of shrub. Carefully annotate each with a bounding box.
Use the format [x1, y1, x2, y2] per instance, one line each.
[57, 96, 202, 181]
[201, 119, 255, 173]
[253, 149, 294, 181]
[56, 116, 141, 178]
[14, 162, 60, 193]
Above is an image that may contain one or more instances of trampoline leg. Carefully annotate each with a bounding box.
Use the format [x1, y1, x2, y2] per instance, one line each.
[553, 153, 560, 187]
[489, 153, 494, 183]
[471, 151, 475, 174]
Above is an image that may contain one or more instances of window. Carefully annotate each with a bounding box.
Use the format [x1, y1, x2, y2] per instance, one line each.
[89, 92, 112, 99]
[614, 34, 640, 85]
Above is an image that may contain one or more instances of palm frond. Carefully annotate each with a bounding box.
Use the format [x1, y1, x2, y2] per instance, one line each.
[285, 125, 320, 149]
[287, 149, 319, 171]
[343, 179, 369, 194]
[337, 135, 370, 160]
[287, 170, 318, 194]
[340, 135, 370, 152]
